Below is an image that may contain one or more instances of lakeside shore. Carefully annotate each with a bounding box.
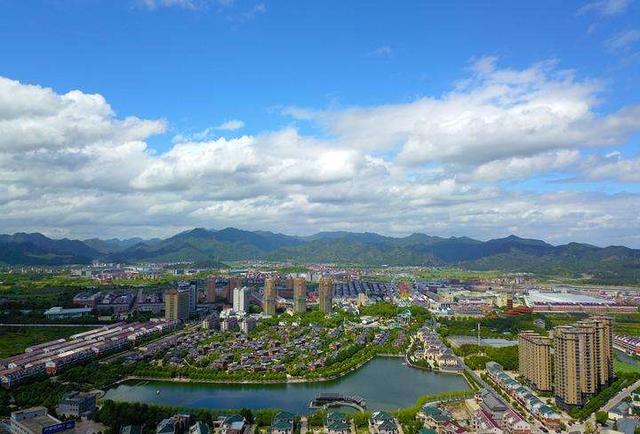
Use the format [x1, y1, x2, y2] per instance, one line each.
[109, 354, 469, 389]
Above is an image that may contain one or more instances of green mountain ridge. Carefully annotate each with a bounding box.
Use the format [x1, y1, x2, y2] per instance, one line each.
[1, 229, 639, 284]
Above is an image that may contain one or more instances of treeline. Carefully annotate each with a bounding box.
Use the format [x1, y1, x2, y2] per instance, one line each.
[96, 400, 281, 434]
[568, 372, 640, 420]
[0, 378, 76, 417]
[61, 361, 133, 389]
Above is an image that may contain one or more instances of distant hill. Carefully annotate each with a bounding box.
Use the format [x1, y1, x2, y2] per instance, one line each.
[105, 227, 304, 263]
[0, 233, 99, 265]
[1, 228, 639, 284]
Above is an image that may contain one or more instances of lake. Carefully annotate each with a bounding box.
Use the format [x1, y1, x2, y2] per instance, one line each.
[104, 357, 470, 413]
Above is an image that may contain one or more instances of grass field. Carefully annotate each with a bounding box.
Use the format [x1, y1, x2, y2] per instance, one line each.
[0, 326, 91, 358]
[614, 350, 640, 374]
[614, 358, 640, 374]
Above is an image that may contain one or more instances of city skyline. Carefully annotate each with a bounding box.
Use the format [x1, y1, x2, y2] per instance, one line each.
[1, 0, 640, 247]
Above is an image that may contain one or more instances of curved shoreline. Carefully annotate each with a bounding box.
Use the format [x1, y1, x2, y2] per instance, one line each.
[109, 353, 468, 390]
[115, 353, 394, 386]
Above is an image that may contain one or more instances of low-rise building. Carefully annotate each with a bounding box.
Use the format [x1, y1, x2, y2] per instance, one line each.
[220, 415, 249, 434]
[473, 409, 503, 434]
[270, 411, 294, 434]
[485, 362, 559, 430]
[120, 425, 143, 434]
[157, 418, 176, 434]
[189, 422, 209, 434]
[324, 412, 350, 434]
[157, 415, 191, 434]
[475, 388, 531, 434]
[10, 407, 75, 434]
[369, 411, 399, 434]
[240, 317, 257, 334]
[44, 307, 93, 320]
[56, 391, 97, 418]
[202, 314, 219, 331]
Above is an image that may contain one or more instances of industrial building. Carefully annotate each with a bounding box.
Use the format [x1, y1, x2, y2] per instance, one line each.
[44, 307, 92, 320]
[10, 407, 75, 434]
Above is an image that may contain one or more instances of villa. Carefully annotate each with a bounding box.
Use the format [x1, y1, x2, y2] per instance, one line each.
[324, 412, 351, 434]
[369, 411, 399, 434]
[270, 411, 295, 434]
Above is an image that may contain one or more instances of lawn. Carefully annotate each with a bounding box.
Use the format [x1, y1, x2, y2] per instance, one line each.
[0, 326, 91, 358]
[614, 353, 640, 375]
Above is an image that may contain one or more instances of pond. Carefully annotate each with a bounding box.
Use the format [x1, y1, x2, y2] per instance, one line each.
[104, 357, 470, 413]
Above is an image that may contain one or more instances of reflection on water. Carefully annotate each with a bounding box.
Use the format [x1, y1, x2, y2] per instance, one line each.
[104, 357, 470, 413]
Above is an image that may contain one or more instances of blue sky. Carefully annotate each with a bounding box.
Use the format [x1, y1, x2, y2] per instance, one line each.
[0, 0, 639, 246]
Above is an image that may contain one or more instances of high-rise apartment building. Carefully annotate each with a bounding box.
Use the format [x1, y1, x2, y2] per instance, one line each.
[518, 331, 552, 392]
[177, 281, 197, 313]
[233, 286, 249, 314]
[318, 276, 333, 315]
[263, 278, 277, 316]
[591, 316, 614, 388]
[165, 288, 190, 321]
[226, 277, 242, 302]
[553, 317, 613, 408]
[206, 275, 217, 303]
[293, 277, 307, 314]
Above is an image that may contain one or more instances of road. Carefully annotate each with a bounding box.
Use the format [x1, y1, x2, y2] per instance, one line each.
[602, 378, 640, 412]
[462, 366, 552, 434]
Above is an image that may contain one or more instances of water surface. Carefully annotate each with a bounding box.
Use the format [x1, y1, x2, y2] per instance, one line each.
[104, 357, 469, 413]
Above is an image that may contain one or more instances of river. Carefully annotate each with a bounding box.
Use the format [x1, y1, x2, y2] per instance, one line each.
[104, 357, 470, 413]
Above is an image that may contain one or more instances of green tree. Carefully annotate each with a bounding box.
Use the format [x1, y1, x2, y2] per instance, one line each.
[595, 411, 608, 425]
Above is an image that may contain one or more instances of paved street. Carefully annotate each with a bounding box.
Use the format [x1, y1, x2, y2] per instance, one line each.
[602, 379, 640, 412]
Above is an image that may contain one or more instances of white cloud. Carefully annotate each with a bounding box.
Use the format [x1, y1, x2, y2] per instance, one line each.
[579, 0, 633, 16]
[581, 153, 640, 182]
[605, 29, 640, 53]
[0, 77, 166, 153]
[216, 119, 245, 131]
[242, 3, 266, 20]
[366, 46, 393, 58]
[1, 62, 640, 247]
[285, 57, 640, 166]
[470, 150, 580, 182]
[138, 0, 198, 10]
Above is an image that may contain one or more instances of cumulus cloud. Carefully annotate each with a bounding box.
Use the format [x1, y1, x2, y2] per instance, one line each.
[0, 77, 166, 153]
[285, 57, 640, 166]
[1, 60, 640, 246]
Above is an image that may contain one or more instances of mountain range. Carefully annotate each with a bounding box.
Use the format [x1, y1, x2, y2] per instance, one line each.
[1, 228, 639, 284]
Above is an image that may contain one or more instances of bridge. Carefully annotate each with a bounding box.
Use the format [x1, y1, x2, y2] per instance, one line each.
[309, 393, 367, 411]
